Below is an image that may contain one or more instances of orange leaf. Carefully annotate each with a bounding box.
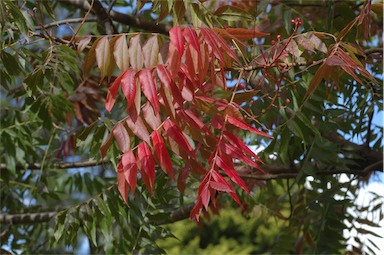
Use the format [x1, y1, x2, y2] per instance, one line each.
[129, 34, 144, 69]
[112, 122, 130, 153]
[121, 69, 137, 109]
[143, 35, 160, 68]
[142, 102, 161, 130]
[138, 68, 160, 114]
[113, 35, 130, 72]
[122, 150, 138, 196]
[126, 116, 150, 144]
[95, 36, 111, 80]
[227, 115, 272, 138]
[163, 119, 195, 158]
[105, 73, 123, 112]
[215, 155, 249, 193]
[169, 26, 184, 55]
[117, 161, 129, 204]
[151, 130, 173, 178]
[137, 142, 155, 194]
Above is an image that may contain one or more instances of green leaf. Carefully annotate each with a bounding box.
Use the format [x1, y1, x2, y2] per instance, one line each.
[54, 210, 67, 242]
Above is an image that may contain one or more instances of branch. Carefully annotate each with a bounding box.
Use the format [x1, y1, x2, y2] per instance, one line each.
[61, 0, 170, 34]
[34, 17, 98, 30]
[88, 0, 115, 35]
[364, 48, 383, 56]
[0, 212, 56, 224]
[0, 203, 195, 225]
[0, 159, 110, 171]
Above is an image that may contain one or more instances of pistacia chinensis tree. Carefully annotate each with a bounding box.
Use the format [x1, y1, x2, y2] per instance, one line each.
[1, 0, 383, 254]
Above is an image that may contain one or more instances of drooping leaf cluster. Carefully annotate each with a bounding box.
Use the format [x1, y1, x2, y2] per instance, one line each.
[0, 0, 382, 254]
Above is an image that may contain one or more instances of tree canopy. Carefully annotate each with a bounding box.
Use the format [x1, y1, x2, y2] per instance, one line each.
[0, 0, 383, 254]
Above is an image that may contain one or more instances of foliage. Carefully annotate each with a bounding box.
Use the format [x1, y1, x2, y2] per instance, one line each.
[0, 0, 383, 254]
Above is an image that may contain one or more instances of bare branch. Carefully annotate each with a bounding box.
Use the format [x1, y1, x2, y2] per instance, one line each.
[61, 0, 171, 34]
[88, 0, 115, 35]
[0, 159, 110, 171]
[34, 17, 98, 30]
[0, 212, 56, 224]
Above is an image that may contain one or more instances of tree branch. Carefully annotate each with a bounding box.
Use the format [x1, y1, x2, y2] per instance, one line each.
[88, 0, 115, 35]
[61, 0, 171, 34]
[34, 17, 98, 30]
[0, 159, 110, 171]
[0, 212, 56, 224]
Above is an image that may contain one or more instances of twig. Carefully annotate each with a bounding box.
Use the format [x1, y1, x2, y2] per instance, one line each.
[34, 17, 98, 30]
[90, 0, 116, 35]
[61, 0, 171, 34]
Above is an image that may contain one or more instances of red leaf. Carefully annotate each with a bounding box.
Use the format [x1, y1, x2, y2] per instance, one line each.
[183, 27, 200, 54]
[139, 68, 160, 114]
[77, 35, 92, 53]
[200, 27, 225, 64]
[143, 35, 160, 68]
[117, 161, 129, 204]
[167, 44, 181, 79]
[142, 102, 161, 130]
[209, 181, 231, 192]
[156, 64, 184, 106]
[200, 183, 210, 211]
[163, 119, 195, 157]
[185, 46, 199, 83]
[113, 35, 130, 71]
[105, 71, 123, 112]
[83, 37, 101, 77]
[211, 170, 241, 205]
[121, 69, 137, 109]
[181, 109, 211, 134]
[304, 62, 331, 99]
[224, 27, 267, 40]
[112, 122, 130, 153]
[122, 150, 138, 196]
[169, 26, 184, 55]
[219, 141, 263, 169]
[190, 199, 203, 221]
[223, 131, 261, 165]
[137, 142, 155, 194]
[126, 116, 150, 144]
[211, 30, 240, 63]
[100, 130, 113, 158]
[95, 36, 111, 80]
[129, 34, 144, 69]
[151, 130, 173, 177]
[215, 155, 249, 193]
[227, 116, 272, 138]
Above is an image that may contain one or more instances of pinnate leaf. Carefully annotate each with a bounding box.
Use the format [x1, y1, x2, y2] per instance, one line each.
[156, 64, 184, 105]
[126, 116, 150, 144]
[183, 27, 200, 53]
[105, 74, 123, 112]
[151, 130, 173, 177]
[163, 119, 195, 157]
[121, 69, 136, 109]
[138, 68, 160, 114]
[95, 36, 111, 80]
[113, 35, 129, 72]
[223, 131, 262, 166]
[117, 162, 129, 204]
[200, 27, 225, 64]
[215, 155, 249, 193]
[137, 142, 155, 194]
[122, 150, 138, 196]
[112, 122, 130, 153]
[129, 34, 144, 69]
[143, 35, 160, 68]
[227, 116, 272, 138]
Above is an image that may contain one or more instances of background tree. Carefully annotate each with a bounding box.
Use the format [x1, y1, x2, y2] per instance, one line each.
[0, 0, 382, 254]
